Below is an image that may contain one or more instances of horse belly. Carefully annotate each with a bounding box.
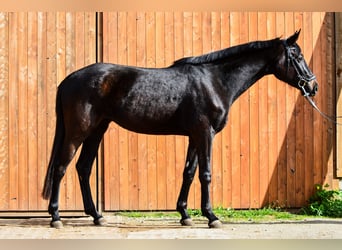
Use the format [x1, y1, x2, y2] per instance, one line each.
[109, 94, 185, 135]
[106, 68, 189, 134]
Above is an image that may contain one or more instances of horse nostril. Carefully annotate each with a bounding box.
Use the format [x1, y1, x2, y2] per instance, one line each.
[310, 83, 318, 96]
[314, 84, 318, 93]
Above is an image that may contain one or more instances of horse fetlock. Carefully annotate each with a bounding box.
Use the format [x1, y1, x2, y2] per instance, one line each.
[176, 200, 187, 210]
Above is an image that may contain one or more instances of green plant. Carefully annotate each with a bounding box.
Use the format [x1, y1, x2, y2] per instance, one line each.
[302, 184, 342, 218]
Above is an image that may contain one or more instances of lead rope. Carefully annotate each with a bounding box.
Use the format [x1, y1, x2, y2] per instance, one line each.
[305, 95, 342, 126]
[285, 44, 342, 125]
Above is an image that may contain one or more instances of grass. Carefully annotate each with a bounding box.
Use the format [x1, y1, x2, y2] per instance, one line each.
[114, 207, 315, 223]
[114, 185, 342, 222]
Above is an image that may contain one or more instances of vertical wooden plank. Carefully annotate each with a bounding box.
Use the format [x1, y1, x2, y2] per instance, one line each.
[146, 12, 158, 209]
[55, 12, 67, 209]
[192, 11, 203, 208]
[275, 12, 287, 205]
[117, 12, 130, 210]
[173, 11, 187, 210]
[37, 12, 48, 210]
[8, 12, 19, 210]
[229, 12, 241, 208]
[102, 12, 119, 210]
[18, 12, 28, 210]
[210, 11, 222, 207]
[239, 12, 250, 208]
[257, 12, 269, 207]
[294, 12, 305, 206]
[74, 12, 85, 208]
[319, 12, 328, 187]
[248, 11, 260, 208]
[322, 12, 333, 188]
[27, 12, 39, 210]
[136, 11, 149, 210]
[75, 13, 85, 69]
[335, 12, 342, 178]
[127, 11, 139, 210]
[220, 11, 232, 208]
[17, 12, 29, 210]
[46, 14, 57, 197]
[64, 12, 77, 210]
[303, 12, 314, 200]
[183, 11, 196, 208]
[312, 12, 324, 185]
[84, 12, 96, 67]
[155, 12, 167, 209]
[322, 13, 336, 189]
[164, 12, 176, 209]
[266, 12, 277, 206]
[284, 12, 296, 207]
[0, 12, 9, 210]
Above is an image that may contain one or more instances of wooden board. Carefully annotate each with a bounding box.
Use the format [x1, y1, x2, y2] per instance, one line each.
[0, 12, 97, 212]
[101, 12, 338, 210]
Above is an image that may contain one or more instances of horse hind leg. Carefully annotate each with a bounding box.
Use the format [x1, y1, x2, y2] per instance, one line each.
[48, 138, 82, 229]
[75, 121, 109, 226]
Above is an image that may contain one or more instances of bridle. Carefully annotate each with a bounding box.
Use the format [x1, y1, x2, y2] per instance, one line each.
[285, 45, 316, 97]
[285, 43, 342, 125]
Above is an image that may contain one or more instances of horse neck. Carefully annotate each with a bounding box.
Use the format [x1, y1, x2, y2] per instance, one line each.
[215, 52, 272, 103]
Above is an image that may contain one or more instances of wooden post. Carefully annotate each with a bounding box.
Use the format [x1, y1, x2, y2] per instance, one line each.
[335, 13, 342, 178]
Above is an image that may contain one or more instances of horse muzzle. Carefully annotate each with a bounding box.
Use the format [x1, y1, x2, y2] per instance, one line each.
[300, 79, 318, 97]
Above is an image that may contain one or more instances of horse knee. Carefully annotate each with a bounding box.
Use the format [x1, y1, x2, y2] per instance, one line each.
[54, 165, 67, 180]
[183, 169, 195, 182]
[76, 164, 91, 179]
[199, 172, 211, 184]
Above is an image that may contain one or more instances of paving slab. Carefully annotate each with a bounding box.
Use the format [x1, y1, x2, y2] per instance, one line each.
[0, 215, 342, 239]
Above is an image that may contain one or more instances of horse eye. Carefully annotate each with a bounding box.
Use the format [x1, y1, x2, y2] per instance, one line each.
[296, 55, 303, 60]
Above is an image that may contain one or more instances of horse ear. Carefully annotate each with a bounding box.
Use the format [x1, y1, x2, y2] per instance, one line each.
[286, 29, 301, 45]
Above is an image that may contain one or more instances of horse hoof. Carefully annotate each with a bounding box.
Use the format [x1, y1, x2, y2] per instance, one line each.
[94, 217, 107, 226]
[50, 220, 63, 229]
[180, 218, 194, 226]
[209, 220, 222, 229]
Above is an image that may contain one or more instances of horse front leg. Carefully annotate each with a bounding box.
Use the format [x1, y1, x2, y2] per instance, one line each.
[176, 141, 198, 226]
[196, 129, 222, 228]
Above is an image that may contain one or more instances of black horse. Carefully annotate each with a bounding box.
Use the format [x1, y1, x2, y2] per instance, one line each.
[42, 30, 318, 229]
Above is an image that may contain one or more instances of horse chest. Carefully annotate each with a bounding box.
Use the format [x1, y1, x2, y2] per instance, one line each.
[210, 109, 228, 132]
[196, 84, 229, 132]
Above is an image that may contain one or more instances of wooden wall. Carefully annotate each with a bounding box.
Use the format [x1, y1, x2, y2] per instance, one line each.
[0, 12, 339, 213]
[102, 12, 339, 211]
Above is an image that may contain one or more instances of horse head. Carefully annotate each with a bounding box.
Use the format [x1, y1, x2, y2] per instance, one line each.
[273, 30, 319, 97]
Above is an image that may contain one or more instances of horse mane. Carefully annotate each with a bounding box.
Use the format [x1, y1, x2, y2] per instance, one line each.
[173, 37, 281, 66]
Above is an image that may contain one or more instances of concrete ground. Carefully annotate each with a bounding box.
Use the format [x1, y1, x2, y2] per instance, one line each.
[0, 214, 342, 239]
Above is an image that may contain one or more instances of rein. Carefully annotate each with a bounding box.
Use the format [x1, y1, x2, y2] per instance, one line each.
[285, 44, 342, 125]
[304, 95, 342, 126]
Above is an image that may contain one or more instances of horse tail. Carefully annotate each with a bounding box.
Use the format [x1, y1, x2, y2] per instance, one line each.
[42, 87, 64, 200]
